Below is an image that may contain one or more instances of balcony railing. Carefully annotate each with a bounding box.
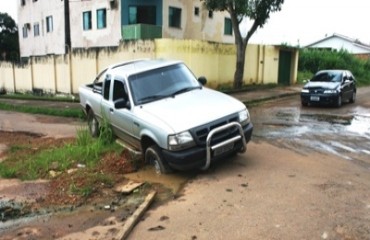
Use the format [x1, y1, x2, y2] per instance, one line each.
[122, 24, 162, 40]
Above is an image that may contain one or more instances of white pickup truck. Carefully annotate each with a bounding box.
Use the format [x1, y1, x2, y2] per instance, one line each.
[79, 59, 253, 174]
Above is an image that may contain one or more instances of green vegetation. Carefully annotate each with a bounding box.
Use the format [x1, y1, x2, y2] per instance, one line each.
[0, 126, 121, 181]
[298, 48, 370, 86]
[0, 101, 84, 118]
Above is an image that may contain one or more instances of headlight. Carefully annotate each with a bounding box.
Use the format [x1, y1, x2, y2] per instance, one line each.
[238, 109, 250, 126]
[324, 89, 337, 94]
[301, 89, 309, 93]
[168, 131, 195, 151]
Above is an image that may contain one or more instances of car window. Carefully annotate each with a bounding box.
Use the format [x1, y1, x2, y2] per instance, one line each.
[311, 71, 342, 82]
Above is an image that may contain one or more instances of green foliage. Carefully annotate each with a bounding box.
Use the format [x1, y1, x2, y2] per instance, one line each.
[297, 71, 313, 83]
[203, 0, 284, 21]
[0, 12, 19, 62]
[299, 48, 370, 86]
[0, 164, 16, 178]
[98, 115, 114, 145]
[202, 0, 285, 89]
[0, 102, 84, 119]
[0, 127, 121, 180]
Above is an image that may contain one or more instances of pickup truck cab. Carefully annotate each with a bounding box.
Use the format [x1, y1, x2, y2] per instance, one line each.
[79, 59, 253, 174]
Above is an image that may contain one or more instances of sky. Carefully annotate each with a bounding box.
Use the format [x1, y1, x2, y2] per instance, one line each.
[1, 0, 369, 47]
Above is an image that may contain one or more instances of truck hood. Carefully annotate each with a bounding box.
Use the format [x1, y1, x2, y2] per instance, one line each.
[304, 81, 340, 89]
[135, 88, 245, 133]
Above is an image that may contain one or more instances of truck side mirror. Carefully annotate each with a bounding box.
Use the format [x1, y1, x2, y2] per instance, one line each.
[198, 76, 207, 86]
[115, 98, 131, 110]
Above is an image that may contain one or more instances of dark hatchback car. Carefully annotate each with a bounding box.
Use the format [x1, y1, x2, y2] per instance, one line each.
[301, 70, 356, 107]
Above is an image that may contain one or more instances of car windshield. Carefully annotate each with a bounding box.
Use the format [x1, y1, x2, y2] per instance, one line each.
[129, 63, 201, 105]
[311, 71, 342, 82]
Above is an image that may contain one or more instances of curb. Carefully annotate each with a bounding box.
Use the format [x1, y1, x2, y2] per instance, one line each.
[242, 92, 300, 105]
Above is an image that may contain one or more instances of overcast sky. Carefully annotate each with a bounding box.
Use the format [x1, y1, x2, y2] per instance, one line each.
[1, 0, 369, 46]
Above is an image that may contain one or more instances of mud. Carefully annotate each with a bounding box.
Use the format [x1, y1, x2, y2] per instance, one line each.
[0, 129, 190, 239]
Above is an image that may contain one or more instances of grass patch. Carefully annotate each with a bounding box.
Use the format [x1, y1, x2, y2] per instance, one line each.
[0, 126, 121, 181]
[0, 102, 84, 118]
[0, 93, 79, 102]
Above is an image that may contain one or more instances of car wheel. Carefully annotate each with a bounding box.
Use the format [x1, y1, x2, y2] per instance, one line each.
[87, 110, 100, 137]
[145, 145, 171, 174]
[349, 91, 356, 103]
[336, 95, 342, 107]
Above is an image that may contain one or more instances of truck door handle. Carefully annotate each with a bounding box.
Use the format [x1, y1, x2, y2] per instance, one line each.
[110, 108, 114, 113]
[134, 121, 140, 127]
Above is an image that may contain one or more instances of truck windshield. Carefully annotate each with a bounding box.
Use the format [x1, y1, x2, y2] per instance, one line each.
[129, 63, 201, 105]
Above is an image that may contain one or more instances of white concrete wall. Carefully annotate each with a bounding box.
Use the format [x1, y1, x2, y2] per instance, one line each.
[70, 0, 122, 49]
[162, 0, 234, 44]
[18, 0, 66, 57]
[310, 37, 370, 54]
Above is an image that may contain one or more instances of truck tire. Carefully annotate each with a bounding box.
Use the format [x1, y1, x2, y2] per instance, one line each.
[87, 110, 100, 137]
[145, 145, 171, 174]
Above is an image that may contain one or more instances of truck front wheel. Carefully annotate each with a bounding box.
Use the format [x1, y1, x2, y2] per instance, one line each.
[145, 145, 171, 174]
[87, 110, 100, 137]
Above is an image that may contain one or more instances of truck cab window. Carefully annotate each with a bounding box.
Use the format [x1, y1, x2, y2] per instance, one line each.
[103, 77, 111, 100]
[113, 80, 127, 101]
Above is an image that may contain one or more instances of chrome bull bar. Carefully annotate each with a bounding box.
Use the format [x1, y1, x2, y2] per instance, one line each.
[201, 122, 246, 170]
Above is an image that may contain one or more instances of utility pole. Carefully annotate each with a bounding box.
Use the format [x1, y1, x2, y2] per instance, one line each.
[64, 0, 71, 54]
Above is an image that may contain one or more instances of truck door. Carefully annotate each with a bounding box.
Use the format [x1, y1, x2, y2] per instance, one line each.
[109, 78, 140, 149]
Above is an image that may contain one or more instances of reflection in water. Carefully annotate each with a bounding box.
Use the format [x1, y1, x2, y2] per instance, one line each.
[252, 107, 370, 166]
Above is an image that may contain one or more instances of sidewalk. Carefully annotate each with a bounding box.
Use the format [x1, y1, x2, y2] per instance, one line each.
[228, 84, 302, 104]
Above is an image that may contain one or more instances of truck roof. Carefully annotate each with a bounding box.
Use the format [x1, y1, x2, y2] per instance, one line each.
[108, 59, 183, 77]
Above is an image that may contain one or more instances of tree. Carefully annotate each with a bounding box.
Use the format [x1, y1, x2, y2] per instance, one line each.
[202, 0, 284, 89]
[0, 12, 19, 62]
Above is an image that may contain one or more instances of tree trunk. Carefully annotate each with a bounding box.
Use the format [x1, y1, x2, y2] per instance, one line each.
[233, 41, 247, 89]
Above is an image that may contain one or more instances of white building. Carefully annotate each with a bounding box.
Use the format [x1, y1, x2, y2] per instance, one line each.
[305, 33, 370, 59]
[18, 0, 234, 58]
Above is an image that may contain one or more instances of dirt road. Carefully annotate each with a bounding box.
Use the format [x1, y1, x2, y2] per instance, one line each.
[1, 87, 370, 239]
[128, 141, 370, 240]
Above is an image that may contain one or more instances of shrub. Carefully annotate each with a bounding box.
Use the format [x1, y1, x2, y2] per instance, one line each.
[299, 48, 370, 86]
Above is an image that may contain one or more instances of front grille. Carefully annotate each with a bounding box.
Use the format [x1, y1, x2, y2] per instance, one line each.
[309, 88, 324, 94]
[190, 114, 239, 146]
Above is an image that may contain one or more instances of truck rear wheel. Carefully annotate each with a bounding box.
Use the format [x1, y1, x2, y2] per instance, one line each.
[87, 110, 99, 137]
[145, 145, 171, 174]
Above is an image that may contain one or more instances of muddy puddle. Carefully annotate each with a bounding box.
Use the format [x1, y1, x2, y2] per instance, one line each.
[0, 164, 195, 239]
[0, 168, 192, 239]
[253, 107, 370, 168]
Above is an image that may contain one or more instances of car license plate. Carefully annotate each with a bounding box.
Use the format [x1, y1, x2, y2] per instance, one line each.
[310, 96, 320, 101]
[214, 142, 234, 156]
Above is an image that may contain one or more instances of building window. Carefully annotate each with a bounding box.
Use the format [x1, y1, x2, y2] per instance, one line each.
[33, 0, 38, 2]
[46, 16, 53, 33]
[22, 25, 28, 38]
[128, 6, 156, 25]
[208, 11, 213, 18]
[169, 7, 181, 28]
[224, 18, 232, 35]
[83, 11, 92, 30]
[194, 7, 199, 16]
[21, 0, 26, 6]
[34, 23, 40, 37]
[97, 8, 107, 29]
